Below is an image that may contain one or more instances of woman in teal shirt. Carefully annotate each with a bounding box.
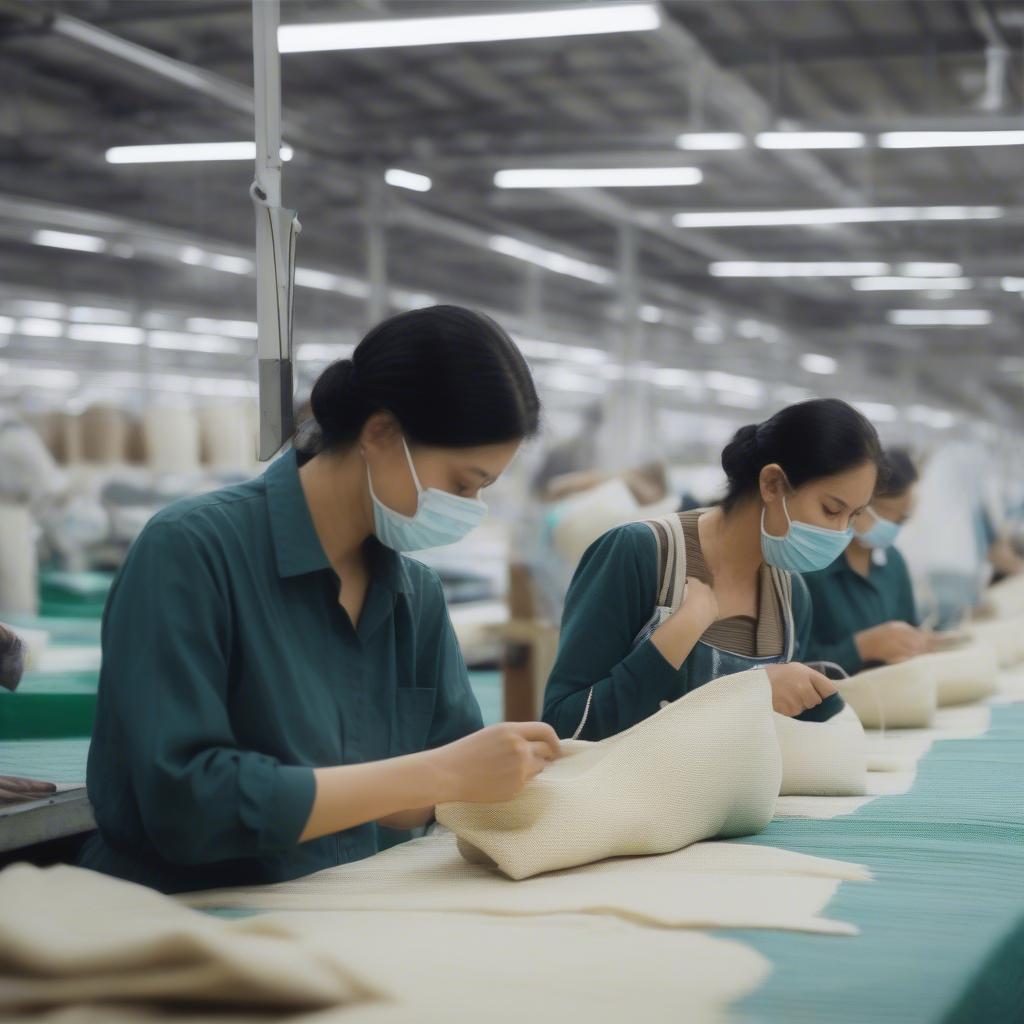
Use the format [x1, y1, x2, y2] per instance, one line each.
[543, 399, 883, 741]
[805, 448, 932, 674]
[81, 306, 559, 892]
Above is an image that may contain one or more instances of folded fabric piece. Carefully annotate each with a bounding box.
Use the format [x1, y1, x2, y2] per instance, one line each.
[7, 913, 773, 1024]
[839, 659, 937, 729]
[0, 862, 376, 1014]
[774, 703, 867, 796]
[991, 668, 1024, 704]
[184, 828, 866, 936]
[919, 644, 999, 706]
[982, 574, 1024, 619]
[437, 670, 780, 880]
[966, 615, 1024, 668]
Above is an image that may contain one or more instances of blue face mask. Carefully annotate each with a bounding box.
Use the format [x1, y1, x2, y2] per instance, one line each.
[760, 495, 854, 573]
[367, 438, 487, 552]
[855, 507, 902, 550]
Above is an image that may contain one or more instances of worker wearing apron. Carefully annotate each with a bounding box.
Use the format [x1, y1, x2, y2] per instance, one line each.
[543, 398, 883, 742]
[80, 307, 560, 893]
[805, 447, 933, 675]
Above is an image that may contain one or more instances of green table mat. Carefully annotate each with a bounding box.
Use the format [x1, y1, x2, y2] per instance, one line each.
[731, 704, 1024, 1023]
[0, 673, 98, 740]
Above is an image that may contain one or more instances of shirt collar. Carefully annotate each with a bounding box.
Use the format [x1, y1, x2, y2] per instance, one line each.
[263, 449, 413, 595]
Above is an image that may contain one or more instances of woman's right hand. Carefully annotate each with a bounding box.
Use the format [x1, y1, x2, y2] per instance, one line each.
[679, 576, 719, 628]
[855, 621, 930, 664]
[765, 663, 838, 717]
[430, 722, 561, 804]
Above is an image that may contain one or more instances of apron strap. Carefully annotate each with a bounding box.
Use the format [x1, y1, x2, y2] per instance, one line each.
[642, 513, 688, 613]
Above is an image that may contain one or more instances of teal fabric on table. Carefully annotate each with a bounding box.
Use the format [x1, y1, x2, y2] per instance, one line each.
[0, 672, 97, 739]
[3, 616, 102, 648]
[0, 738, 90, 783]
[728, 704, 1024, 1023]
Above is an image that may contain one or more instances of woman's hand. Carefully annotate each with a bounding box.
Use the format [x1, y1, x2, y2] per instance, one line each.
[855, 621, 930, 664]
[680, 576, 719, 628]
[765, 663, 838, 717]
[429, 722, 561, 804]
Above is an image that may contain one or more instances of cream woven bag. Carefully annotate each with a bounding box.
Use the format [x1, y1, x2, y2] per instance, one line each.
[966, 615, 1024, 668]
[436, 670, 781, 880]
[918, 644, 998, 706]
[838, 659, 937, 729]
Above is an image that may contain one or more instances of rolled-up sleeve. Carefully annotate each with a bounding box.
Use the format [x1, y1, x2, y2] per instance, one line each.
[92, 519, 315, 866]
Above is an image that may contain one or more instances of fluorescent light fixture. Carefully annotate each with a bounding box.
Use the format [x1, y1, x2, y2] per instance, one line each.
[186, 317, 258, 338]
[656, 367, 702, 388]
[495, 167, 702, 189]
[886, 309, 992, 326]
[149, 331, 244, 354]
[710, 261, 889, 278]
[536, 367, 606, 395]
[736, 319, 764, 339]
[676, 132, 746, 150]
[756, 131, 866, 150]
[704, 370, 765, 398]
[674, 206, 1003, 228]
[385, 168, 432, 192]
[68, 324, 146, 345]
[854, 401, 899, 422]
[515, 337, 607, 365]
[639, 304, 663, 323]
[18, 318, 63, 337]
[488, 234, 614, 285]
[852, 276, 973, 291]
[717, 391, 764, 409]
[693, 319, 724, 344]
[879, 130, 1024, 149]
[1001, 277, 1024, 292]
[391, 289, 437, 309]
[178, 247, 254, 275]
[907, 404, 956, 429]
[294, 266, 370, 298]
[897, 262, 963, 277]
[33, 229, 107, 253]
[69, 306, 132, 324]
[0, 362, 79, 390]
[297, 342, 356, 362]
[106, 142, 294, 163]
[279, 4, 661, 53]
[800, 353, 838, 375]
[9, 300, 65, 317]
[0, 315, 14, 333]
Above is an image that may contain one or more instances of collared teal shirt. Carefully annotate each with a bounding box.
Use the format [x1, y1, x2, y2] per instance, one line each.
[80, 450, 482, 893]
[803, 545, 920, 675]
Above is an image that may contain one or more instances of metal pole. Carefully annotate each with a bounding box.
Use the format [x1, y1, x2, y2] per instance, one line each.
[366, 173, 388, 327]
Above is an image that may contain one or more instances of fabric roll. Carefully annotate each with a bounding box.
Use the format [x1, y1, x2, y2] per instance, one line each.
[982, 574, 1024, 619]
[79, 405, 129, 464]
[0, 862, 375, 1014]
[56, 411, 84, 465]
[437, 670, 781, 879]
[0, 503, 37, 616]
[775, 703, 867, 796]
[198, 402, 256, 470]
[919, 644, 999, 706]
[142, 407, 200, 474]
[839, 659, 937, 729]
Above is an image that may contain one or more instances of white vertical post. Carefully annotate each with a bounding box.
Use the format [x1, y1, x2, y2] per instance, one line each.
[366, 173, 388, 327]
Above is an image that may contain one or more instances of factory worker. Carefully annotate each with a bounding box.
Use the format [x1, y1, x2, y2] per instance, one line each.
[80, 306, 559, 893]
[543, 399, 882, 741]
[804, 448, 932, 674]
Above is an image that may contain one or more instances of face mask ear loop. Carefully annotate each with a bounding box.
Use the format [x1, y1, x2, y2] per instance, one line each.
[401, 436, 424, 496]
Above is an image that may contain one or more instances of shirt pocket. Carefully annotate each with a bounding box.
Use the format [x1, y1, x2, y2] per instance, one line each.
[391, 686, 438, 756]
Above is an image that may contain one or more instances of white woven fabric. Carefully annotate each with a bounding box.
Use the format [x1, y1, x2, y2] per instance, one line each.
[9, 913, 773, 1024]
[0, 502, 37, 615]
[919, 644, 998, 706]
[142, 407, 201, 474]
[774, 703, 867, 796]
[436, 670, 781, 879]
[983, 574, 1024, 619]
[838, 659, 937, 729]
[966, 616, 1024, 668]
[0, 862, 374, 1014]
[183, 829, 866, 937]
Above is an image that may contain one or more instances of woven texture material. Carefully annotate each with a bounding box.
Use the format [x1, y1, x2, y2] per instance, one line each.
[920, 644, 998, 706]
[839, 659, 937, 729]
[775, 703, 867, 797]
[437, 670, 781, 879]
[982, 574, 1024, 619]
[183, 828, 867, 936]
[966, 615, 1024, 668]
[0, 862, 374, 1013]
